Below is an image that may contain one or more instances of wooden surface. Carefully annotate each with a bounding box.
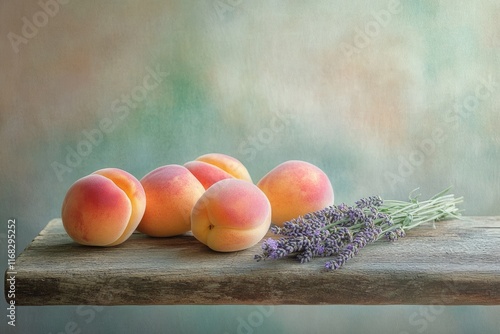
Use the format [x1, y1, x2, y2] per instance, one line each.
[4, 217, 500, 306]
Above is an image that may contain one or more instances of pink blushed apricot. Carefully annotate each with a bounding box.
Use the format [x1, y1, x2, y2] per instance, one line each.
[138, 164, 205, 237]
[191, 179, 271, 252]
[257, 160, 334, 227]
[61, 168, 146, 246]
[195, 153, 253, 183]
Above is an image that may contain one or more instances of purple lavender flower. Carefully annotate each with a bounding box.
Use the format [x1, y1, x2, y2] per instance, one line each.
[355, 195, 383, 209]
[254, 196, 384, 267]
[254, 190, 462, 271]
[384, 227, 406, 242]
[323, 226, 382, 270]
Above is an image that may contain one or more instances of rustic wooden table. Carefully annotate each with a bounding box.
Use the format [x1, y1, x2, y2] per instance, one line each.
[4, 217, 500, 306]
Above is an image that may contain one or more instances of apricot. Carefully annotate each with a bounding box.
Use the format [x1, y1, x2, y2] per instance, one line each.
[257, 160, 334, 227]
[184, 160, 235, 190]
[191, 178, 271, 252]
[194, 153, 253, 183]
[138, 164, 205, 237]
[61, 168, 146, 246]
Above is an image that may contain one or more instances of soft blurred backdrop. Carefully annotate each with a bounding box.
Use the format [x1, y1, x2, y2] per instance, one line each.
[1, 0, 499, 333]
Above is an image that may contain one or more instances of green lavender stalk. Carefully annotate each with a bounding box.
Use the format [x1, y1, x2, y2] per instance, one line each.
[377, 187, 463, 240]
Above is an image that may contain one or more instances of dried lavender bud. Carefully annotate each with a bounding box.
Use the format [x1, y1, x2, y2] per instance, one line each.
[355, 196, 383, 209]
[384, 227, 406, 242]
[324, 227, 380, 270]
[377, 212, 393, 226]
[385, 231, 398, 242]
[297, 249, 313, 263]
[285, 215, 328, 237]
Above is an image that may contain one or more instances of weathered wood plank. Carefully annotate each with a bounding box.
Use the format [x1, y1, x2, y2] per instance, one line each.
[4, 217, 500, 306]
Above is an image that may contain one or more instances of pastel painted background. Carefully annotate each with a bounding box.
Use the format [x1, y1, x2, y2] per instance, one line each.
[1, 1, 500, 333]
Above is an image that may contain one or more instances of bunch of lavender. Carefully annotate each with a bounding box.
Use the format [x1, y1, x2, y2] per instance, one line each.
[254, 188, 463, 270]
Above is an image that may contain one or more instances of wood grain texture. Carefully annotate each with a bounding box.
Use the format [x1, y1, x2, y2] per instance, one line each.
[4, 217, 500, 306]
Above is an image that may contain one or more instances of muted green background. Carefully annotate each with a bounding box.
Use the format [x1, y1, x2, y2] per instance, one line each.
[1, 1, 500, 333]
